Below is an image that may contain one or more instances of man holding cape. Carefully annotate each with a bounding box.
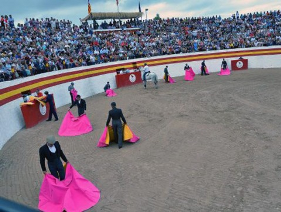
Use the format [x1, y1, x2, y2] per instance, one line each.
[106, 102, 127, 149]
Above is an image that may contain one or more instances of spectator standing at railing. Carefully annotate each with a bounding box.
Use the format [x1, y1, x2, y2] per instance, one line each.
[4, 15, 8, 29]
[0, 15, 5, 30]
[8, 15, 14, 28]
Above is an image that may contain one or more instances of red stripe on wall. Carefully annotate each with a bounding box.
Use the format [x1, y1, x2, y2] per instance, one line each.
[0, 68, 116, 94]
[0, 70, 114, 106]
[138, 48, 281, 63]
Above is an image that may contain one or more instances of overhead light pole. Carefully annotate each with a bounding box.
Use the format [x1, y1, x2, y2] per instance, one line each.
[145, 8, 148, 31]
[145, 8, 148, 22]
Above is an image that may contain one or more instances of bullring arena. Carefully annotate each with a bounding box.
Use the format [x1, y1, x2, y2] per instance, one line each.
[1, 48, 281, 211]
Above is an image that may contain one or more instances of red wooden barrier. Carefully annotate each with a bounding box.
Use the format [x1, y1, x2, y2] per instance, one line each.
[231, 59, 248, 71]
[115, 71, 142, 88]
[20, 94, 56, 128]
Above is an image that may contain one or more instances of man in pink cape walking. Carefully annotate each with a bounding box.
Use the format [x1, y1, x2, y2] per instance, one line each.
[39, 135, 68, 180]
[218, 58, 231, 75]
[201, 60, 209, 76]
[38, 137, 100, 211]
[184, 64, 195, 81]
[164, 65, 176, 83]
[69, 95, 86, 116]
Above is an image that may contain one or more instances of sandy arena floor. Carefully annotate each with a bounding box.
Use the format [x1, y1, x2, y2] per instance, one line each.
[1, 68, 281, 212]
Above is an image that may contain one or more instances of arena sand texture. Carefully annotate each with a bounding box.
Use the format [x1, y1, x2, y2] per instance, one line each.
[1, 68, 281, 212]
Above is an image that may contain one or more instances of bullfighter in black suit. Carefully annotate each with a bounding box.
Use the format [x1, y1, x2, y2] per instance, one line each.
[44, 91, 58, 121]
[221, 59, 228, 70]
[201, 60, 207, 76]
[106, 102, 127, 149]
[39, 135, 68, 180]
[69, 95, 86, 116]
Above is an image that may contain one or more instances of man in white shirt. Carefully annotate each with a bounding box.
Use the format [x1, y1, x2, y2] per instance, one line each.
[39, 135, 68, 180]
[8, 15, 14, 28]
[142, 63, 150, 81]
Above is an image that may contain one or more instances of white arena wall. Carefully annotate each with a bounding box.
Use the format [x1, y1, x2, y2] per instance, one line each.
[0, 46, 281, 149]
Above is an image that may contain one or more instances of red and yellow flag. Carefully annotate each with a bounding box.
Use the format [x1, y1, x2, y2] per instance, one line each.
[88, 0, 91, 14]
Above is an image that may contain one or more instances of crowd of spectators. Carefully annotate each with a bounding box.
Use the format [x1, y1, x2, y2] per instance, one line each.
[97, 19, 139, 30]
[0, 10, 281, 81]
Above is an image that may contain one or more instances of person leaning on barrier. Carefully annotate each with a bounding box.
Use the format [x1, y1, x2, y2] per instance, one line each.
[36, 89, 43, 97]
[44, 91, 59, 121]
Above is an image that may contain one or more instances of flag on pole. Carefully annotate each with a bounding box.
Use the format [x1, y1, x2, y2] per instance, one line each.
[116, 0, 119, 6]
[88, 0, 91, 14]
[139, 1, 141, 13]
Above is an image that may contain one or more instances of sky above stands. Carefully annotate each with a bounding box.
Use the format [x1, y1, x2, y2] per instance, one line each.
[0, 0, 280, 25]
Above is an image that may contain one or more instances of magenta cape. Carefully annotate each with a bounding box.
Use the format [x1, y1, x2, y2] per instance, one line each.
[184, 68, 195, 81]
[168, 75, 176, 83]
[218, 68, 231, 76]
[205, 67, 210, 74]
[97, 124, 139, 147]
[106, 89, 117, 97]
[38, 163, 100, 212]
[70, 89, 78, 101]
[58, 111, 93, 136]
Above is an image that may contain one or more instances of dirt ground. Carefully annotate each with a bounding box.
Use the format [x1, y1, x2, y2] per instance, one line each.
[1, 68, 281, 212]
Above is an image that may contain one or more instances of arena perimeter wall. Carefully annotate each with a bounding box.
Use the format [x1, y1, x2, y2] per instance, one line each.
[0, 46, 281, 149]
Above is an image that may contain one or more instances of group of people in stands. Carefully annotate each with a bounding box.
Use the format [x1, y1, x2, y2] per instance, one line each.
[0, 10, 281, 81]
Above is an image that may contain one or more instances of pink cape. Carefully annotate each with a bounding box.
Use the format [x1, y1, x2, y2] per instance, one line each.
[218, 68, 231, 76]
[97, 124, 140, 147]
[70, 89, 78, 101]
[106, 89, 117, 97]
[168, 75, 176, 83]
[38, 163, 100, 212]
[58, 111, 93, 136]
[205, 67, 210, 74]
[184, 68, 195, 81]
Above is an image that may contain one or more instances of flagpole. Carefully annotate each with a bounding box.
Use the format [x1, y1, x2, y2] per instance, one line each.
[140, 0, 142, 22]
[88, 0, 93, 28]
[117, 0, 121, 28]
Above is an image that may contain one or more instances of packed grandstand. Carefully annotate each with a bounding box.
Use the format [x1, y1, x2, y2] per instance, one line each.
[0, 10, 281, 81]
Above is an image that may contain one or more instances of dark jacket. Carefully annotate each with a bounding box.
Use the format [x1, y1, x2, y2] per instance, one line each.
[45, 94, 54, 108]
[39, 141, 68, 171]
[106, 107, 127, 126]
[70, 99, 86, 116]
[164, 67, 169, 75]
[104, 83, 110, 91]
[201, 61, 206, 71]
[222, 60, 227, 68]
